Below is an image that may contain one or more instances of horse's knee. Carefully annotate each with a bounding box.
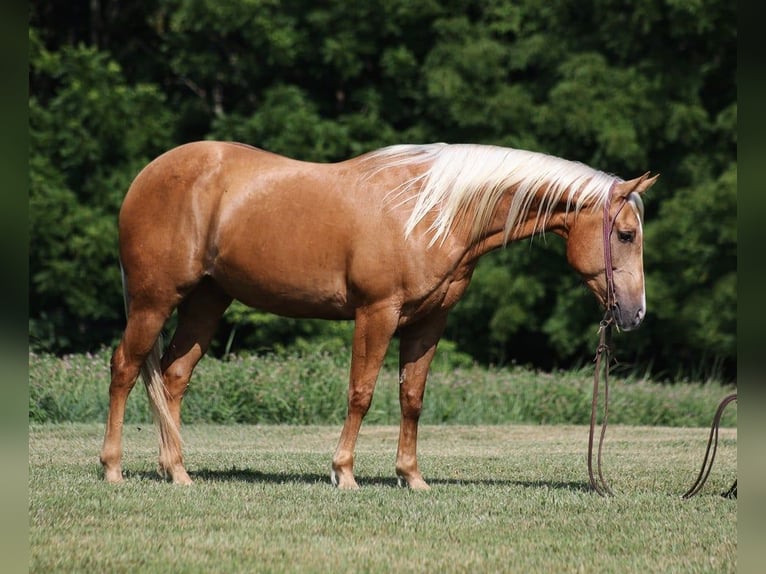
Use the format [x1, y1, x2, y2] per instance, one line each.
[162, 362, 192, 399]
[109, 347, 139, 393]
[400, 388, 423, 419]
[348, 387, 374, 415]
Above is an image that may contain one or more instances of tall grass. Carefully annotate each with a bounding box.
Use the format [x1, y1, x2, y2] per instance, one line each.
[29, 347, 737, 427]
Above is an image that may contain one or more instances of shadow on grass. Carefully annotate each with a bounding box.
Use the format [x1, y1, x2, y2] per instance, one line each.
[124, 467, 591, 492]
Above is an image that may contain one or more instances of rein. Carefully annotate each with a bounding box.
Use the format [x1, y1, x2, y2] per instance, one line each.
[587, 180, 620, 497]
[681, 393, 738, 499]
[587, 181, 737, 498]
[588, 312, 614, 496]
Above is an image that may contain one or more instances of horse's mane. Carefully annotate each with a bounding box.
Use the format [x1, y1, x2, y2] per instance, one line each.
[367, 143, 620, 246]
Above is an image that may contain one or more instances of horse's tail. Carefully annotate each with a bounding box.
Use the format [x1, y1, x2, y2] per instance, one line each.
[120, 264, 182, 475]
[140, 335, 183, 475]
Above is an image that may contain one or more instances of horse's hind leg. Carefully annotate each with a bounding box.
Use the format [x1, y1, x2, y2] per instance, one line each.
[158, 278, 232, 483]
[395, 313, 448, 490]
[100, 307, 169, 483]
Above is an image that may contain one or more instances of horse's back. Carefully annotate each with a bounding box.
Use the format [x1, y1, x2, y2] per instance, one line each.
[119, 140, 328, 241]
[124, 140, 289, 200]
[117, 141, 411, 316]
[118, 142, 294, 291]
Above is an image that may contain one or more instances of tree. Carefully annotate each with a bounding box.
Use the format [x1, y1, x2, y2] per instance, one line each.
[28, 1, 737, 379]
[29, 31, 176, 351]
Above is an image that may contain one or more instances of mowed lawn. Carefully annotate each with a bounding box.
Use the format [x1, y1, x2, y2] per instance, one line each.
[29, 424, 736, 573]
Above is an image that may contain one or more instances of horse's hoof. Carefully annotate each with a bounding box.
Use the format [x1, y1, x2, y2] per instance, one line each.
[397, 473, 431, 491]
[408, 479, 431, 491]
[170, 467, 193, 485]
[103, 468, 124, 484]
[331, 468, 359, 490]
[172, 474, 193, 485]
[158, 463, 193, 485]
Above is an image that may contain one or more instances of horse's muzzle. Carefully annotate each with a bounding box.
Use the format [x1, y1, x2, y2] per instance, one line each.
[613, 302, 645, 331]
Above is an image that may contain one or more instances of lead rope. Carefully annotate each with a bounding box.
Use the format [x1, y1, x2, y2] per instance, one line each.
[587, 182, 619, 496]
[681, 392, 737, 499]
[588, 182, 736, 498]
[588, 312, 614, 496]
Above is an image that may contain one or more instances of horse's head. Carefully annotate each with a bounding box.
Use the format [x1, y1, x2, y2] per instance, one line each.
[566, 173, 658, 331]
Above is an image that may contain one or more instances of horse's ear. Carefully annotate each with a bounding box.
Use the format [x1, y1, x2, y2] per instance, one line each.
[619, 172, 659, 197]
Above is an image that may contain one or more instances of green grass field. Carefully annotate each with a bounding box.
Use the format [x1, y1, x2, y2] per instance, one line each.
[29, 423, 736, 573]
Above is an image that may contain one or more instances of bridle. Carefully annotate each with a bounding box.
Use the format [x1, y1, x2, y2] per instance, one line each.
[601, 181, 622, 314]
[587, 180, 737, 498]
[587, 180, 622, 496]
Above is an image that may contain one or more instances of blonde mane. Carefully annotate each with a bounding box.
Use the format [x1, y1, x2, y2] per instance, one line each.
[368, 143, 620, 245]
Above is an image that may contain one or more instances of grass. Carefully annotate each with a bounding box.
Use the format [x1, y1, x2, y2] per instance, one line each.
[29, 349, 737, 428]
[29, 423, 737, 573]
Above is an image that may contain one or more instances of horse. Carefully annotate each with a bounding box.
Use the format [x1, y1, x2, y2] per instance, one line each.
[99, 141, 657, 489]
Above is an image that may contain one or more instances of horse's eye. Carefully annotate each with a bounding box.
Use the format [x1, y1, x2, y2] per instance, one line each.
[617, 230, 635, 243]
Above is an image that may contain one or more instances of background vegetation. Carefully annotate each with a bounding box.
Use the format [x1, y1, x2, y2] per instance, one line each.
[29, 0, 736, 381]
[29, 348, 736, 427]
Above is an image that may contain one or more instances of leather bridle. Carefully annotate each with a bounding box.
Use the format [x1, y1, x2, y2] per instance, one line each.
[602, 180, 625, 315]
[587, 180, 621, 496]
[587, 181, 736, 498]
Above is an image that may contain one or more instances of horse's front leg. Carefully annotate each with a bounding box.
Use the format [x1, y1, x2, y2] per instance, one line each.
[395, 313, 448, 490]
[331, 304, 398, 489]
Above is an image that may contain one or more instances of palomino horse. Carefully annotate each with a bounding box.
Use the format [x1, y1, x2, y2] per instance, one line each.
[100, 142, 657, 489]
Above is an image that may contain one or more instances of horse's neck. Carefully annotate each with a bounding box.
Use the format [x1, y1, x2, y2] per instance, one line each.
[465, 184, 571, 258]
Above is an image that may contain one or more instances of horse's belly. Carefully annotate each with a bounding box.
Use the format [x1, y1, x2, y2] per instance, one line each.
[211, 257, 354, 320]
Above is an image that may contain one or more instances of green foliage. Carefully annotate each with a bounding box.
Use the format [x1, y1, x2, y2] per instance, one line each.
[29, 0, 736, 379]
[539, 53, 662, 170]
[638, 163, 737, 377]
[209, 84, 352, 161]
[29, 30, 177, 352]
[29, 34, 175, 207]
[29, 350, 736, 428]
[446, 246, 553, 365]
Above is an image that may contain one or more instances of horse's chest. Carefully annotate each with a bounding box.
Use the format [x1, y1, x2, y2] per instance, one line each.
[400, 273, 473, 324]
